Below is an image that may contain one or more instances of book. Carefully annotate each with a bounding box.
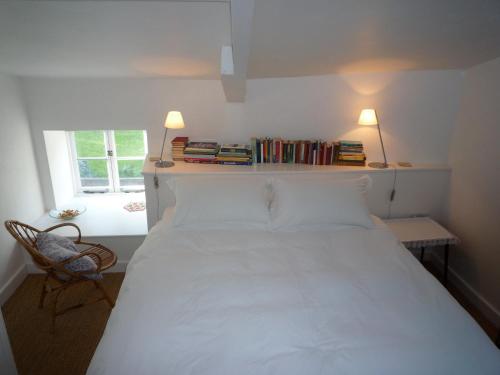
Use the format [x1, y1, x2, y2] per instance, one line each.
[184, 158, 219, 164]
[339, 155, 366, 161]
[340, 140, 363, 146]
[219, 144, 251, 153]
[171, 136, 188, 145]
[184, 142, 219, 153]
[251, 138, 258, 164]
[218, 161, 253, 166]
[184, 154, 216, 159]
[171, 137, 188, 161]
[217, 156, 252, 162]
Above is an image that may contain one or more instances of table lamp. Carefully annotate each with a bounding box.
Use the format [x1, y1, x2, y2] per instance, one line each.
[358, 109, 388, 169]
[156, 111, 185, 168]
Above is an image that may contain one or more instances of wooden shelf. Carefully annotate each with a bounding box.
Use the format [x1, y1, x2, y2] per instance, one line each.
[142, 159, 450, 176]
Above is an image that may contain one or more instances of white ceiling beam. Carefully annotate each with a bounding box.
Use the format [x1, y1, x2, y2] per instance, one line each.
[221, 45, 246, 102]
[220, 0, 254, 102]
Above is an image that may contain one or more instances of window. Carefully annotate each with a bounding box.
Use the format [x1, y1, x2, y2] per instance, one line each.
[69, 130, 148, 193]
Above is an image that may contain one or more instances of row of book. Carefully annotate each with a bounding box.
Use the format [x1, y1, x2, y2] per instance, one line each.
[217, 144, 252, 165]
[250, 138, 366, 166]
[183, 141, 219, 163]
[171, 137, 189, 161]
[172, 138, 253, 165]
[171, 137, 366, 166]
[335, 140, 366, 166]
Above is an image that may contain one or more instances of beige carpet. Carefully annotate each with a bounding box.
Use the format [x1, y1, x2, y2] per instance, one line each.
[2, 273, 124, 375]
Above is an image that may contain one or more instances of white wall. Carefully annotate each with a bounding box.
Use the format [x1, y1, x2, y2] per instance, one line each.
[447, 57, 500, 322]
[43, 131, 75, 208]
[0, 74, 45, 304]
[20, 69, 463, 208]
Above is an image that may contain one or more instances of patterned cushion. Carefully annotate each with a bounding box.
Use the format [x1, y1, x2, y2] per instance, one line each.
[36, 232, 102, 280]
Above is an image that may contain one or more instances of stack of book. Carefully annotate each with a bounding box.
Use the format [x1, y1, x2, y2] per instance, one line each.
[251, 138, 336, 165]
[183, 141, 219, 164]
[217, 144, 252, 165]
[171, 137, 189, 161]
[334, 140, 366, 166]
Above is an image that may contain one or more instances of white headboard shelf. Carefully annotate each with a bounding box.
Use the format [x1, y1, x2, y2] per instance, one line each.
[142, 160, 450, 230]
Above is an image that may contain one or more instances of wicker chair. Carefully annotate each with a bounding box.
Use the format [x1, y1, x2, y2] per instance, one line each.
[4, 220, 117, 333]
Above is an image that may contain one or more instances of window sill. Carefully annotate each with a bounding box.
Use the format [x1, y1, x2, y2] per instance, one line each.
[32, 192, 148, 237]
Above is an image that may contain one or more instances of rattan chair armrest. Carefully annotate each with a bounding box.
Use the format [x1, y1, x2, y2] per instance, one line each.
[77, 240, 98, 246]
[80, 249, 104, 272]
[43, 223, 82, 243]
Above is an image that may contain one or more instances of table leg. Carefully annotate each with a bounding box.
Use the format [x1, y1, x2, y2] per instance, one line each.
[420, 247, 425, 263]
[444, 244, 449, 287]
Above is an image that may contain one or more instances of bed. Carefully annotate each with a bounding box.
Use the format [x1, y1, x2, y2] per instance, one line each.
[88, 175, 500, 374]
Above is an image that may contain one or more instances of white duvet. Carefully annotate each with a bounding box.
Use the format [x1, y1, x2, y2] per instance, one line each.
[88, 218, 500, 375]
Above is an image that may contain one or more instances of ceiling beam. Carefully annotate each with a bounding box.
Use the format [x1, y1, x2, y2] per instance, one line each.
[221, 45, 246, 102]
[220, 0, 254, 102]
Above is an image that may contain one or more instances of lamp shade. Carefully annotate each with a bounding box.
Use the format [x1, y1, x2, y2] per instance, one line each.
[358, 109, 378, 126]
[164, 111, 185, 129]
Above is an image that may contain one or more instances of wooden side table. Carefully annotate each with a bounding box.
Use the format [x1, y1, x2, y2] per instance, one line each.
[384, 217, 459, 286]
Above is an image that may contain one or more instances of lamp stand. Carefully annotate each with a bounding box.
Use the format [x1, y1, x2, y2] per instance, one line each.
[155, 127, 175, 168]
[369, 123, 388, 169]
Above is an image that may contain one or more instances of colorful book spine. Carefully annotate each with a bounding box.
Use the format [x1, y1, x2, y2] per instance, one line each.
[218, 161, 253, 166]
[184, 158, 219, 164]
[180, 137, 368, 167]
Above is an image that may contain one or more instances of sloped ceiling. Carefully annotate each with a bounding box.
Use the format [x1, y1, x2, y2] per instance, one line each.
[0, 0, 499, 79]
[0, 1, 231, 78]
[248, 0, 500, 77]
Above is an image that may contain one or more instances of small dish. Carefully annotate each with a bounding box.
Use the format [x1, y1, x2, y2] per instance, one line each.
[49, 205, 86, 220]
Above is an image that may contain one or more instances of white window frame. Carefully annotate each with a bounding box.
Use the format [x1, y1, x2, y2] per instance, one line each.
[68, 130, 148, 194]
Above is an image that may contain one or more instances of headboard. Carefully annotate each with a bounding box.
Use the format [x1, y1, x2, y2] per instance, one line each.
[142, 160, 450, 230]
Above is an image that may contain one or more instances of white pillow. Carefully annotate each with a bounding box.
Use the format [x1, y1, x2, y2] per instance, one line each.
[270, 175, 374, 230]
[168, 175, 271, 227]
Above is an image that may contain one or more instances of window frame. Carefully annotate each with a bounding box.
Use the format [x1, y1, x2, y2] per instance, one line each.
[68, 130, 148, 194]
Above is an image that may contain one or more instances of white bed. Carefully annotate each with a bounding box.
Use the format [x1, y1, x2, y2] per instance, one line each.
[88, 213, 500, 374]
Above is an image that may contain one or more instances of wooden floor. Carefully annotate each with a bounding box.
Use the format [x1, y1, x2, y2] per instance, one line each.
[2, 268, 498, 375]
[2, 273, 124, 375]
[424, 262, 498, 343]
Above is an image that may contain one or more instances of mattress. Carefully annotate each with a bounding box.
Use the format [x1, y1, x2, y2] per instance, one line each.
[88, 216, 500, 374]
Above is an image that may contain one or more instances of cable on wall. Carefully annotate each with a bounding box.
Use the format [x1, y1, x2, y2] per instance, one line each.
[154, 167, 161, 221]
[387, 164, 398, 219]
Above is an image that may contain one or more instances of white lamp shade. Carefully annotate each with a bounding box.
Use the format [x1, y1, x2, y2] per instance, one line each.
[164, 111, 185, 129]
[358, 109, 378, 126]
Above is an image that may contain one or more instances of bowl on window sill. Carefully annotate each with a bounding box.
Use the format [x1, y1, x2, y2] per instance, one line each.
[49, 205, 87, 220]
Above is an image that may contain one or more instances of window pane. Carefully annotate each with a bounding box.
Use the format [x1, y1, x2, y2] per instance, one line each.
[75, 131, 106, 157]
[117, 160, 144, 186]
[114, 130, 145, 157]
[78, 159, 109, 187]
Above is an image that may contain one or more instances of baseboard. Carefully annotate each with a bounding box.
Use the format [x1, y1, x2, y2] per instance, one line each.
[26, 260, 128, 274]
[430, 253, 500, 327]
[111, 260, 128, 273]
[0, 264, 28, 306]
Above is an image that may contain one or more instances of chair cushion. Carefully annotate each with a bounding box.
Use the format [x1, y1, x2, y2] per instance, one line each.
[37, 232, 78, 252]
[36, 232, 102, 280]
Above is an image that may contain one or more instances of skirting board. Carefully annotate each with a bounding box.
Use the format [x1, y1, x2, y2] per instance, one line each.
[430, 253, 500, 327]
[0, 264, 28, 306]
